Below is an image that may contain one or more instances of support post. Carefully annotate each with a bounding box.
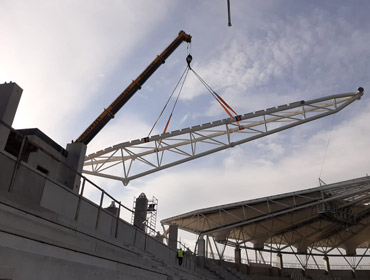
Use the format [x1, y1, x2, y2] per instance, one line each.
[277, 252, 283, 276]
[323, 255, 330, 274]
[0, 82, 22, 151]
[235, 244, 241, 265]
[198, 235, 205, 257]
[168, 223, 178, 250]
[196, 235, 206, 267]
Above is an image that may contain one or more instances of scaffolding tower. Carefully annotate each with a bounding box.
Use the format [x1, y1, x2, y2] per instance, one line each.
[147, 196, 158, 236]
[131, 195, 158, 236]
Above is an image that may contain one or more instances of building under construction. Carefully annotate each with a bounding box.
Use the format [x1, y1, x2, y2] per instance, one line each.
[0, 31, 369, 280]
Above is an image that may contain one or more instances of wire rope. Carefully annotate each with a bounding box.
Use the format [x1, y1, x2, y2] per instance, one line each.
[190, 67, 239, 120]
[319, 114, 336, 180]
[147, 66, 189, 137]
[148, 51, 239, 139]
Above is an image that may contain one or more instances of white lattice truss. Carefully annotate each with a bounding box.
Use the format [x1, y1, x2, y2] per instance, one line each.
[83, 90, 363, 185]
[161, 176, 370, 268]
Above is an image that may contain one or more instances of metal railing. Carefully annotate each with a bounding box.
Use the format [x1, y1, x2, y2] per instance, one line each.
[205, 252, 370, 271]
[1, 120, 134, 229]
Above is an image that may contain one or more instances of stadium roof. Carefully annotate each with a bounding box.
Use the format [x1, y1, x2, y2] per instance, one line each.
[162, 176, 370, 255]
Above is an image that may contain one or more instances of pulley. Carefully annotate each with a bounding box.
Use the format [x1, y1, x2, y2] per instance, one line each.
[186, 54, 193, 67]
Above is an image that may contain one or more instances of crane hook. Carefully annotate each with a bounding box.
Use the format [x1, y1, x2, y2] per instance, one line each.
[186, 54, 193, 68]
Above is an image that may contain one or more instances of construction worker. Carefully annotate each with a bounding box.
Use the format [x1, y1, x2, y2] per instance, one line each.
[177, 248, 184, 265]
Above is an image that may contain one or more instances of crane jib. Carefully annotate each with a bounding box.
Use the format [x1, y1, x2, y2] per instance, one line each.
[75, 30, 191, 145]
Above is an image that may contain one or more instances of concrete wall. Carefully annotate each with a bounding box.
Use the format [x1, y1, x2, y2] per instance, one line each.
[0, 82, 201, 278]
[0, 153, 16, 192]
[0, 231, 168, 280]
[0, 193, 200, 279]
[40, 180, 79, 220]
[0, 147, 201, 280]
[4, 146, 370, 280]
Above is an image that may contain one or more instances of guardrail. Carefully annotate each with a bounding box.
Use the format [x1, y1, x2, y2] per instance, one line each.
[206, 252, 370, 271]
[0, 122, 199, 272]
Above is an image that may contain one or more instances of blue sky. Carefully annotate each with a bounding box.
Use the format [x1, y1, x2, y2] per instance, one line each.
[1, 1, 370, 243]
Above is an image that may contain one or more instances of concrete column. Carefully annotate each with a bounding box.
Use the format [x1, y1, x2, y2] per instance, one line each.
[0, 82, 22, 151]
[234, 245, 241, 265]
[323, 255, 330, 274]
[168, 223, 178, 250]
[63, 142, 87, 192]
[197, 236, 205, 257]
[133, 193, 148, 231]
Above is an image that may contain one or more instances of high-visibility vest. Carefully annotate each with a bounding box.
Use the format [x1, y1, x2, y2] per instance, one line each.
[178, 250, 184, 258]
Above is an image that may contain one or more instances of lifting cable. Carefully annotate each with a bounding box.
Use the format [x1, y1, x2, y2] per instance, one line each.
[147, 66, 190, 138]
[190, 67, 238, 119]
[147, 50, 241, 145]
[146, 43, 192, 148]
[319, 114, 336, 180]
[186, 54, 242, 126]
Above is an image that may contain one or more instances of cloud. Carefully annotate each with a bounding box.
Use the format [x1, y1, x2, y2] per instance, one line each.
[0, 0, 172, 145]
[2, 1, 370, 246]
[86, 113, 153, 156]
[120, 99, 370, 228]
[177, 6, 370, 122]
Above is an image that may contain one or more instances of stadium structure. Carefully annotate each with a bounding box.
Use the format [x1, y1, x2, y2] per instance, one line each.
[162, 176, 370, 280]
[0, 31, 368, 280]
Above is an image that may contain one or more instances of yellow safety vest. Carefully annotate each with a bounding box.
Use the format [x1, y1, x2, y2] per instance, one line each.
[178, 250, 184, 258]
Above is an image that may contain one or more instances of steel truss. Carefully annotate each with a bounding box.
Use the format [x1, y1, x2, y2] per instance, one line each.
[162, 176, 370, 270]
[83, 90, 363, 185]
[203, 236, 370, 271]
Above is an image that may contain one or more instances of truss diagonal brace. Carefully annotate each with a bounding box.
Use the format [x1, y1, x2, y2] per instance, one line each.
[83, 89, 364, 185]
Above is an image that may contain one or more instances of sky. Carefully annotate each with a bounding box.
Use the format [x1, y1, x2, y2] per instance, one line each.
[1, 0, 370, 249]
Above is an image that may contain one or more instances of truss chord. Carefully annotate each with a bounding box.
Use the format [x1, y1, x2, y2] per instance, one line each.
[84, 91, 363, 183]
[197, 183, 370, 237]
[86, 95, 342, 161]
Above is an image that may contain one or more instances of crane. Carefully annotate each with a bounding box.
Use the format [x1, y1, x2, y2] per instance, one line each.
[75, 30, 192, 145]
[83, 88, 364, 185]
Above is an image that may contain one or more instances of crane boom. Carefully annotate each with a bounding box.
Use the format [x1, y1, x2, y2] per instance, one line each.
[75, 30, 192, 145]
[83, 88, 364, 185]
